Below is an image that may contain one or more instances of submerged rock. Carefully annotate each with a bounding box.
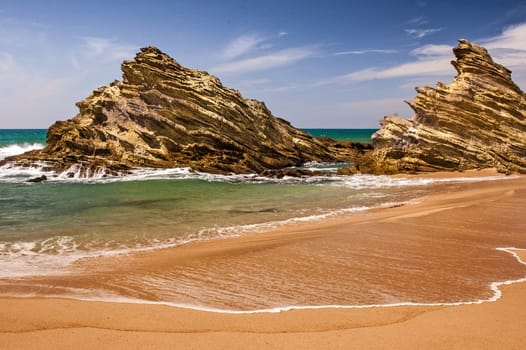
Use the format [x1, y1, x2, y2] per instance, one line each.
[6, 47, 348, 175]
[26, 175, 47, 183]
[357, 39, 526, 174]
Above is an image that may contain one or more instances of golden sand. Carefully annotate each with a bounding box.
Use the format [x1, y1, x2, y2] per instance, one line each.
[1, 170, 525, 349]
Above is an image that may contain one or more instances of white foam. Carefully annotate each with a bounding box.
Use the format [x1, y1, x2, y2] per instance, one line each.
[0, 143, 45, 160]
[0, 161, 56, 182]
[0, 159, 516, 186]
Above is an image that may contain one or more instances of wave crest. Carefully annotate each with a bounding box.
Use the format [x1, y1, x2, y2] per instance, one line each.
[0, 143, 45, 161]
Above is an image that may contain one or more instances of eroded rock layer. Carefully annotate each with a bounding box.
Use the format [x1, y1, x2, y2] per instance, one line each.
[357, 39, 526, 174]
[7, 47, 340, 175]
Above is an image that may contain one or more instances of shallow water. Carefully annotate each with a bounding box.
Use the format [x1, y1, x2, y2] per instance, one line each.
[1, 169, 443, 277]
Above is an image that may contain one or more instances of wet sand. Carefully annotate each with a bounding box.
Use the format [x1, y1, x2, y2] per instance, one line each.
[1, 171, 526, 348]
[1, 269, 525, 349]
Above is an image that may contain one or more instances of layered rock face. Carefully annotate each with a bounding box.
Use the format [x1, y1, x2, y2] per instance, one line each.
[8, 47, 339, 175]
[357, 39, 526, 174]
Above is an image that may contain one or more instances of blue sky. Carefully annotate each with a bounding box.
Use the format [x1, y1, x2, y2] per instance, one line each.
[1, 0, 526, 128]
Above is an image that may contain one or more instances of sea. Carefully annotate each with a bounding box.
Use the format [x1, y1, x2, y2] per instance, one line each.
[0, 128, 518, 311]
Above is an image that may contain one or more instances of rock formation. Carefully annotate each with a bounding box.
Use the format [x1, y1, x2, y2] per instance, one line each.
[357, 39, 526, 174]
[6, 47, 345, 175]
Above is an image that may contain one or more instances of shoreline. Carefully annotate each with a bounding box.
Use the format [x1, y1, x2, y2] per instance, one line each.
[5, 247, 524, 316]
[1, 170, 526, 348]
[2, 251, 526, 349]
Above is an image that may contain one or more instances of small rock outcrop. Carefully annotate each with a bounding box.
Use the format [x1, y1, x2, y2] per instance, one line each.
[357, 39, 526, 174]
[7, 47, 343, 175]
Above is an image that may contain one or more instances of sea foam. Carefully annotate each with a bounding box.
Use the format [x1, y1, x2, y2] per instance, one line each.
[0, 160, 516, 187]
[0, 143, 45, 161]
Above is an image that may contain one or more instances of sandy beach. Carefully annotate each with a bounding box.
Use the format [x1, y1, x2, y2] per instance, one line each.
[1, 170, 525, 349]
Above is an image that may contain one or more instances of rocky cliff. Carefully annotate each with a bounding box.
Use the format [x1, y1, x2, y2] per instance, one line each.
[357, 39, 526, 174]
[7, 47, 342, 175]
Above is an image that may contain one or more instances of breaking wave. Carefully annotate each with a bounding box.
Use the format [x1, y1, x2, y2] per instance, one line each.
[0, 143, 45, 161]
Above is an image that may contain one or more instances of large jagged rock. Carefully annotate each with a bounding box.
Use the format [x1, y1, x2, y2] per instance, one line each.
[6, 47, 343, 175]
[357, 39, 526, 174]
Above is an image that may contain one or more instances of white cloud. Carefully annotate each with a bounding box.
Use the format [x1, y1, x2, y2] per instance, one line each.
[0, 51, 70, 107]
[213, 47, 317, 74]
[480, 23, 526, 88]
[333, 49, 397, 56]
[405, 28, 442, 39]
[410, 44, 451, 58]
[324, 21, 526, 87]
[278, 31, 288, 37]
[480, 23, 526, 70]
[340, 58, 451, 82]
[221, 34, 265, 60]
[483, 22, 526, 50]
[407, 16, 428, 26]
[321, 44, 453, 84]
[81, 36, 137, 61]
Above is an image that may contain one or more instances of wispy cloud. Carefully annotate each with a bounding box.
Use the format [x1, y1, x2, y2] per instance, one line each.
[239, 78, 271, 86]
[319, 21, 526, 88]
[409, 44, 452, 58]
[333, 49, 397, 56]
[0, 51, 70, 105]
[257, 84, 299, 93]
[317, 42, 453, 85]
[480, 23, 526, 85]
[221, 34, 265, 60]
[407, 16, 428, 26]
[0, 16, 48, 46]
[81, 36, 138, 61]
[339, 59, 451, 82]
[482, 22, 526, 52]
[213, 46, 317, 74]
[405, 28, 442, 39]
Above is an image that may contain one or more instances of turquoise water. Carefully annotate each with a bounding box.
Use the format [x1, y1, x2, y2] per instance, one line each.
[0, 129, 47, 146]
[0, 128, 375, 146]
[0, 129, 47, 161]
[303, 129, 377, 143]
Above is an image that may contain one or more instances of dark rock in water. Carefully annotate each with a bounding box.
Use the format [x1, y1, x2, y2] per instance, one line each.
[259, 168, 327, 178]
[316, 137, 373, 160]
[7, 47, 351, 175]
[357, 39, 526, 174]
[26, 175, 47, 183]
[336, 166, 359, 176]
